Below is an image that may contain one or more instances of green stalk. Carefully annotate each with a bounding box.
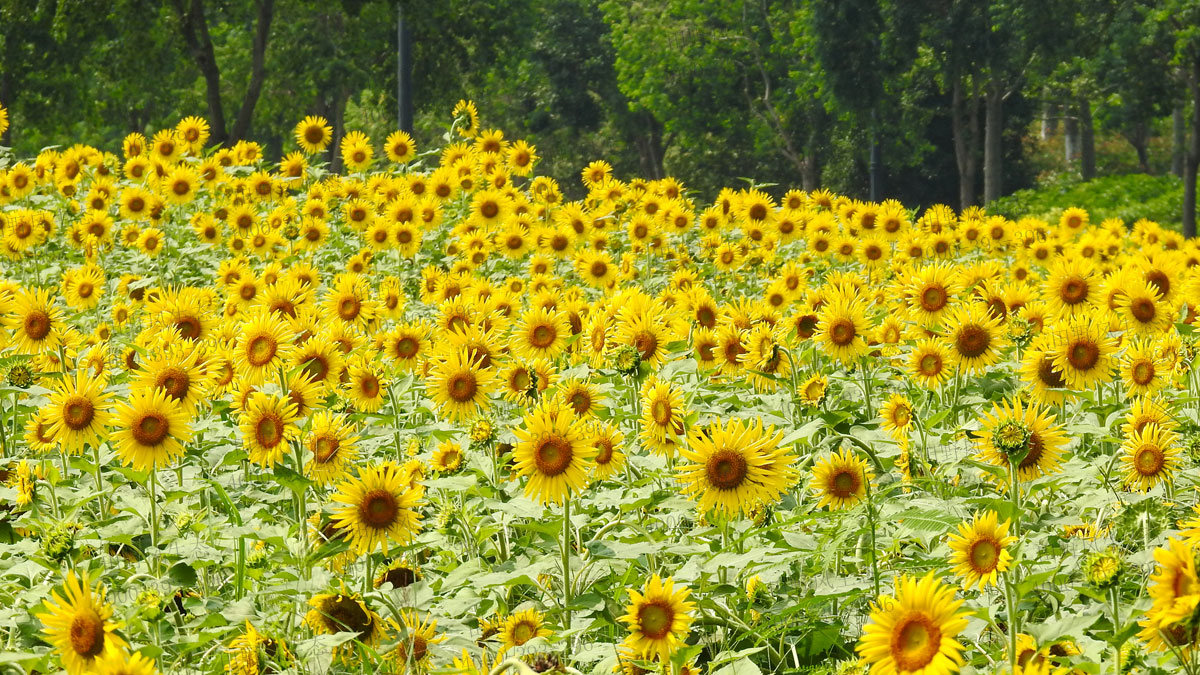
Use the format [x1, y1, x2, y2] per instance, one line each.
[91, 441, 107, 518]
[294, 441, 310, 580]
[1110, 586, 1122, 675]
[864, 474, 881, 598]
[561, 499, 573, 640]
[148, 469, 160, 576]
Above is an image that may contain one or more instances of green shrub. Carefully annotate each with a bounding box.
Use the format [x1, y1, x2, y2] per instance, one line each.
[986, 173, 1183, 229]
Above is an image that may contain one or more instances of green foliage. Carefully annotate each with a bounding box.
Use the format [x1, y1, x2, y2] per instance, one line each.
[986, 173, 1184, 227]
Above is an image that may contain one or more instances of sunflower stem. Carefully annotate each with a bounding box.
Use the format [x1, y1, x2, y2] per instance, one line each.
[560, 499, 573, 648]
[1006, 574, 1019, 675]
[294, 440, 310, 581]
[148, 468, 160, 577]
[864, 473, 880, 598]
[90, 441, 107, 519]
[858, 359, 873, 421]
[1109, 586, 1121, 675]
[388, 385, 405, 465]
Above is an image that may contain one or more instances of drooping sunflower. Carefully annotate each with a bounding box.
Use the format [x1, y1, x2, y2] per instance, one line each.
[431, 440, 465, 473]
[810, 448, 873, 510]
[1019, 334, 1071, 405]
[947, 511, 1016, 591]
[974, 397, 1068, 482]
[239, 392, 300, 469]
[619, 575, 697, 664]
[45, 370, 113, 455]
[499, 609, 551, 654]
[304, 411, 360, 486]
[1048, 314, 1117, 391]
[511, 399, 595, 505]
[330, 462, 424, 555]
[390, 611, 446, 672]
[1120, 423, 1179, 492]
[36, 571, 128, 675]
[739, 323, 791, 392]
[426, 348, 497, 422]
[798, 373, 828, 406]
[944, 302, 1006, 374]
[856, 573, 970, 675]
[305, 592, 386, 646]
[112, 386, 193, 472]
[676, 418, 793, 516]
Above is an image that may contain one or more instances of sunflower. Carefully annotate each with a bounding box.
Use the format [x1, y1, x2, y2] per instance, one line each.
[798, 373, 828, 406]
[810, 448, 873, 510]
[4, 287, 65, 355]
[619, 575, 696, 664]
[1120, 423, 1179, 492]
[234, 309, 296, 385]
[383, 321, 432, 373]
[451, 99, 480, 138]
[1125, 396, 1177, 437]
[739, 323, 791, 392]
[390, 611, 446, 672]
[903, 263, 960, 326]
[1137, 537, 1200, 652]
[1019, 335, 1071, 405]
[93, 650, 160, 675]
[305, 592, 385, 645]
[385, 130, 417, 164]
[431, 440, 465, 473]
[45, 370, 112, 455]
[639, 377, 686, 457]
[1044, 258, 1099, 318]
[908, 339, 953, 389]
[1121, 337, 1170, 398]
[1048, 314, 1116, 390]
[553, 378, 604, 419]
[974, 397, 1067, 482]
[110, 385, 193, 472]
[947, 511, 1016, 591]
[304, 411, 360, 486]
[814, 291, 871, 364]
[294, 116, 333, 154]
[135, 345, 209, 414]
[1118, 279, 1174, 336]
[239, 392, 300, 469]
[330, 462, 424, 555]
[499, 609, 551, 653]
[856, 573, 970, 675]
[36, 571, 128, 675]
[676, 418, 794, 516]
[344, 359, 389, 413]
[880, 394, 914, 441]
[944, 303, 1006, 374]
[589, 421, 627, 481]
[510, 306, 570, 362]
[616, 311, 674, 370]
[427, 348, 497, 422]
[511, 399, 594, 504]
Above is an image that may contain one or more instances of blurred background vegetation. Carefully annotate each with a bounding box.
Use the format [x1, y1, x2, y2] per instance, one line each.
[3, 0, 1200, 227]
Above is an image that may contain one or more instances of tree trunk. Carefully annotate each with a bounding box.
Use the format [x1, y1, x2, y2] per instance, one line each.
[1174, 104, 1186, 178]
[173, 0, 228, 145]
[1184, 58, 1200, 239]
[330, 86, 351, 174]
[951, 75, 980, 209]
[632, 111, 664, 180]
[0, 74, 12, 147]
[1063, 113, 1079, 162]
[1040, 89, 1056, 140]
[228, 0, 275, 143]
[983, 80, 1004, 204]
[1079, 97, 1096, 181]
[1127, 122, 1151, 173]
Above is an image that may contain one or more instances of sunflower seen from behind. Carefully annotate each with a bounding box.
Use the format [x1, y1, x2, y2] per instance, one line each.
[619, 575, 696, 664]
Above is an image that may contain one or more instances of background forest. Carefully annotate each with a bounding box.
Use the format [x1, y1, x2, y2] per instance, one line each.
[3, 0, 1200, 226]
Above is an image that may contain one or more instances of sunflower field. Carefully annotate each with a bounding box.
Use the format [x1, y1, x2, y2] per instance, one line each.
[2, 99, 1200, 675]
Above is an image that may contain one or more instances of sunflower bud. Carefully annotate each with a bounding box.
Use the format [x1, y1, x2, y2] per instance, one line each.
[39, 523, 76, 562]
[1083, 548, 1123, 589]
[469, 417, 497, 446]
[137, 589, 165, 620]
[1006, 315, 1034, 348]
[612, 344, 642, 378]
[6, 363, 34, 389]
[993, 418, 1032, 465]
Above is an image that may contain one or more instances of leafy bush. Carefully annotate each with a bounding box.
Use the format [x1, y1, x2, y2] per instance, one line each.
[987, 173, 1183, 228]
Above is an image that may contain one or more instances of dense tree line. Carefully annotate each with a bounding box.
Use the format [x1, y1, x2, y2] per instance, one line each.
[2, 0, 1199, 230]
